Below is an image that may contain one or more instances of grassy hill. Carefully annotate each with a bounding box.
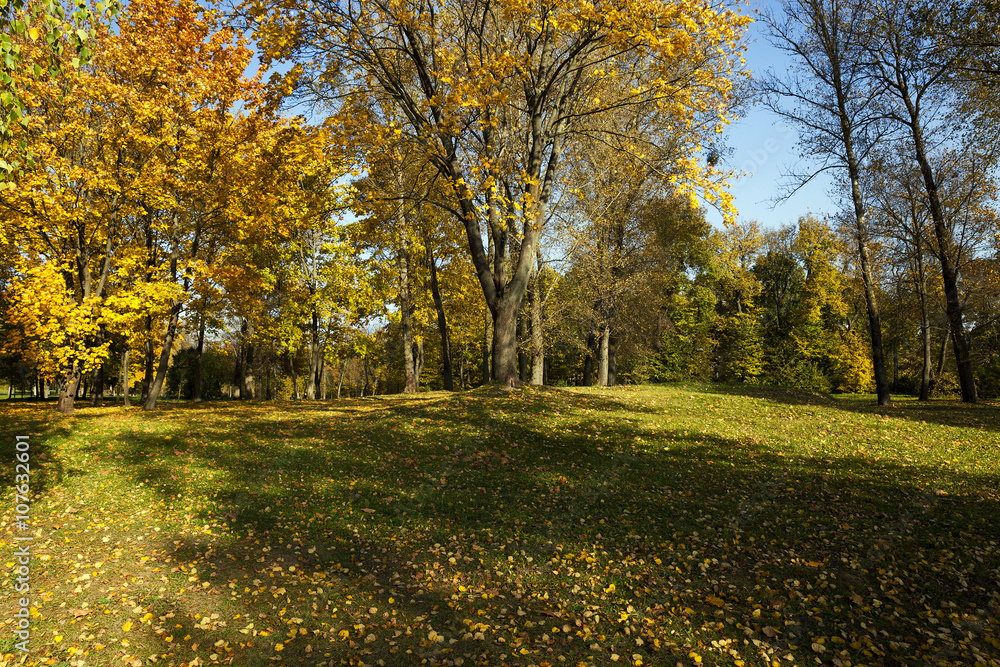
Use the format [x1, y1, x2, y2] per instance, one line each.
[2, 384, 999, 666]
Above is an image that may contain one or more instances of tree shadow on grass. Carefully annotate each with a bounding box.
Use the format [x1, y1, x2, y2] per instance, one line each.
[8, 392, 1000, 665]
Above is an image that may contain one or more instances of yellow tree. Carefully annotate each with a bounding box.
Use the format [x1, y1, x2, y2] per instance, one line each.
[244, 0, 749, 386]
[0, 0, 264, 412]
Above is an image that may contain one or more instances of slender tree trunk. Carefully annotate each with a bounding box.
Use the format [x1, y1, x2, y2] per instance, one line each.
[608, 335, 618, 386]
[893, 281, 901, 393]
[336, 360, 346, 399]
[288, 352, 299, 399]
[893, 64, 976, 402]
[582, 329, 596, 386]
[517, 310, 528, 383]
[307, 309, 322, 400]
[193, 312, 206, 402]
[929, 322, 950, 396]
[427, 251, 454, 390]
[398, 234, 420, 393]
[244, 339, 255, 400]
[530, 253, 544, 385]
[122, 347, 130, 407]
[482, 231, 494, 385]
[141, 315, 155, 404]
[233, 339, 243, 400]
[143, 300, 182, 411]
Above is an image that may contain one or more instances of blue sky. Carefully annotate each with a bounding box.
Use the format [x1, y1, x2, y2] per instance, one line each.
[245, 0, 839, 231]
[704, 1, 839, 230]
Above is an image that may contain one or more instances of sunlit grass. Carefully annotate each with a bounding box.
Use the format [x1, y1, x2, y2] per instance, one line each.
[2, 384, 999, 666]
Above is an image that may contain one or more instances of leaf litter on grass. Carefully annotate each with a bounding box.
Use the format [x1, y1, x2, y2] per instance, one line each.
[0, 385, 998, 666]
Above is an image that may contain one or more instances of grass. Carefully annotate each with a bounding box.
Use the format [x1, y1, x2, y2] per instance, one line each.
[1, 383, 999, 667]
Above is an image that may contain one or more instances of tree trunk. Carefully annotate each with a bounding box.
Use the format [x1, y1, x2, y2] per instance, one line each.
[517, 310, 528, 383]
[608, 335, 618, 386]
[243, 340, 255, 400]
[597, 323, 610, 386]
[491, 293, 521, 387]
[141, 314, 155, 404]
[193, 312, 206, 402]
[56, 366, 81, 414]
[482, 231, 494, 385]
[929, 322, 950, 396]
[320, 357, 327, 399]
[582, 329, 596, 386]
[893, 60, 977, 402]
[530, 257, 544, 385]
[90, 364, 104, 407]
[307, 309, 323, 400]
[288, 352, 299, 399]
[337, 360, 346, 399]
[143, 299, 182, 411]
[398, 236, 420, 393]
[427, 251, 454, 390]
[122, 347, 130, 407]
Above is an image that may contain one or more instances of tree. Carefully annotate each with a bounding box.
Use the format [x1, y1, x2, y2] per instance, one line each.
[762, 0, 892, 405]
[866, 0, 994, 402]
[1, 0, 116, 182]
[244, 0, 749, 386]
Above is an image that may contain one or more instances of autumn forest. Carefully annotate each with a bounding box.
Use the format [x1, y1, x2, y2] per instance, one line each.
[2, 1, 1000, 666]
[2, 0, 998, 413]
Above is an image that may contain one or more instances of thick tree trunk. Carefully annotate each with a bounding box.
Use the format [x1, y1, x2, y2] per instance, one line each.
[90, 364, 104, 407]
[427, 251, 454, 390]
[491, 293, 521, 387]
[56, 366, 81, 414]
[243, 340, 255, 400]
[597, 323, 610, 386]
[143, 300, 182, 411]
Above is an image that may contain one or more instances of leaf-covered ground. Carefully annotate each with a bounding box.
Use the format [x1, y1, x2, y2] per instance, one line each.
[2, 384, 999, 667]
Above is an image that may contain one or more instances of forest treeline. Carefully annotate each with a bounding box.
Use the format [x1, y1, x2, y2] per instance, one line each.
[1, 0, 998, 411]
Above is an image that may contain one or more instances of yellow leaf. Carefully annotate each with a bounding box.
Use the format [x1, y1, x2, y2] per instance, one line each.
[275, 642, 284, 651]
[27, 27, 40, 41]
[122, 621, 133, 632]
[54, 635, 63, 643]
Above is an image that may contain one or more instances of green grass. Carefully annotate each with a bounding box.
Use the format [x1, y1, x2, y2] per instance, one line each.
[1, 384, 999, 667]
